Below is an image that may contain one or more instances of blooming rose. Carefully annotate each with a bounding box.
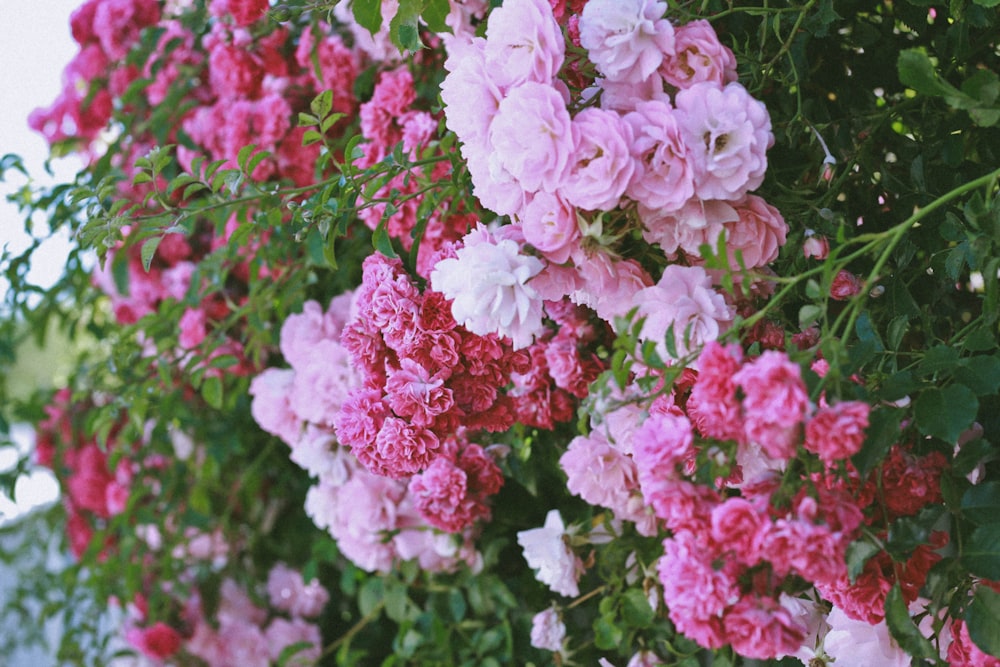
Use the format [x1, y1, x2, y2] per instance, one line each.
[483, 0, 564, 89]
[675, 82, 772, 201]
[489, 81, 574, 194]
[624, 99, 695, 214]
[634, 264, 733, 360]
[520, 191, 580, 264]
[559, 107, 635, 211]
[804, 401, 870, 464]
[431, 225, 546, 349]
[660, 19, 738, 89]
[580, 0, 675, 83]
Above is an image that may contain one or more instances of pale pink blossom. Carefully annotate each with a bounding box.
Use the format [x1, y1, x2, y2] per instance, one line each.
[178, 307, 207, 349]
[267, 562, 330, 619]
[289, 340, 356, 427]
[280, 299, 349, 369]
[634, 264, 733, 360]
[530, 607, 566, 652]
[489, 82, 574, 194]
[559, 107, 635, 211]
[559, 432, 637, 514]
[431, 225, 546, 349]
[660, 19, 738, 89]
[441, 37, 501, 146]
[264, 618, 322, 667]
[580, 0, 675, 83]
[624, 99, 695, 213]
[722, 195, 788, 269]
[822, 605, 913, 667]
[802, 233, 830, 259]
[520, 191, 580, 264]
[517, 509, 583, 597]
[483, 0, 564, 89]
[675, 82, 772, 201]
[249, 368, 303, 446]
[639, 198, 736, 258]
[568, 253, 653, 324]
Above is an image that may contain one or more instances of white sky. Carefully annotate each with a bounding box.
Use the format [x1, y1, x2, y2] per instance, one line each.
[1, 2, 86, 300]
[0, 2, 89, 523]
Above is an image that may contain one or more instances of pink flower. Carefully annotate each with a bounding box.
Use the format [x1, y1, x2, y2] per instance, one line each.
[517, 509, 583, 597]
[178, 307, 207, 350]
[634, 265, 733, 360]
[267, 563, 331, 619]
[624, 99, 695, 214]
[431, 225, 546, 349]
[710, 498, 762, 562]
[660, 20, 738, 89]
[802, 233, 829, 259]
[724, 595, 806, 660]
[804, 401, 870, 465]
[327, 472, 405, 572]
[264, 618, 322, 667]
[208, 41, 262, 99]
[580, 0, 675, 83]
[483, 0, 564, 89]
[289, 340, 356, 427]
[559, 432, 637, 514]
[489, 82, 574, 194]
[384, 358, 454, 428]
[640, 198, 737, 258]
[408, 457, 475, 533]
[125, 622, 183, 660]
[280, 298, 349, 370]
[212, 0, 270, 26]
[568, 253, 653, 324]
[559, 107, 635, 211]
[520, 191, 580, 263]
[733, 351, 809, 461]
[723, 195, 788, 269]
[441, 37, 501, 146]
[658, 532, 735, 648]
[687, 341, 744, 442]
[830, 269, 863, 300]
[530, 607, 566, 652]
[359, 417, 440, 478]
[675, 82, 773, 201]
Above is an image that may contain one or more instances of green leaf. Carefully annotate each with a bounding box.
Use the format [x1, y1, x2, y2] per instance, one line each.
[140, 236, 163, 273]
[954, 356, 1000, 396]
[962, 482, 1000, 524]
[422, 0, 451, 33]
[887, 505, 944, 561]
[898, 49, 965, 98]
[352, 0, 384, 35]
[593, 616, 623, 650]
[622, 589, 655, 628]
[920, 345, 960, 375]
[963, 524, 1000, 579]
[201, 375, 223, 410]
[852, 406, 903, 478]
[846, 539, 882, 582]
[390, 0, 423, 52]
[884, 584, 938, 659]
[966, 586, 1000, 658]
[310, 90, 333, 119]
[914, 384, 979, 443]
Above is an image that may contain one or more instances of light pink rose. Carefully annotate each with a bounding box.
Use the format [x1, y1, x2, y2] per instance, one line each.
[517, 509, 583, 597]
[675, 82, 773, 201]
[634, 264, 733, 359]
[723, 194, 788, 269]
[559, 107, 635, 212]
[580, 0, 675, 83]
[530, 607, 566, 652]
[640, 198, 737, 258]
[441, 36, 501, 146]
[489, 81, 574, 194]
[249, 368, 303, 446]
[624, 99, 695, 213]
[520, 191, 580, 264]
[264, 618, 322, 667]
[484, 0, 564, 89]
[660, 19, 738, 89]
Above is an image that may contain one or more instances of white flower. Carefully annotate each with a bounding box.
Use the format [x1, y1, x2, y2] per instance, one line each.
[431, 225, 546, 349]
[516, 509, 583, 597]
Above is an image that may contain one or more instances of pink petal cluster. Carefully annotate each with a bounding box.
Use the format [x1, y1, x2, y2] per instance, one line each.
[580, 0, 675, 83]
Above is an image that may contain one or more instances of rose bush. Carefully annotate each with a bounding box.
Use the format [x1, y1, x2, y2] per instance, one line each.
[2, 0, 999, 665]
